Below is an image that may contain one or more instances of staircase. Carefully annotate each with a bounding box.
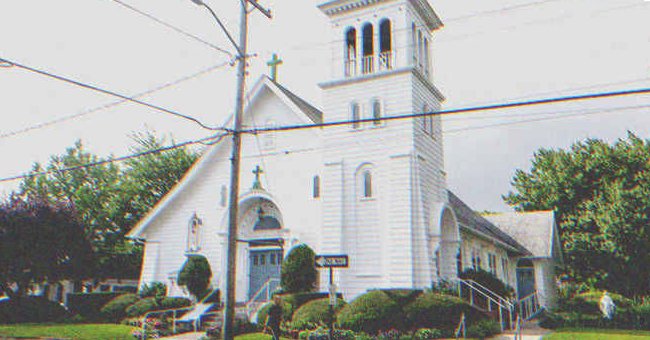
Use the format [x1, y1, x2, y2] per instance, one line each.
[245, 278, 281, 322]
[454, 279, 542, 332]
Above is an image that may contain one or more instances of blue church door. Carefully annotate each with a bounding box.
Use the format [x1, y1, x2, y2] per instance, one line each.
[249, 249, 283, 300]
[516, 259, 536, 299]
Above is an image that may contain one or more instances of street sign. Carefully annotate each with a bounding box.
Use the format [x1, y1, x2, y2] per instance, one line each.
[328, 283, 337, 306]
[315, 255, 349, 268]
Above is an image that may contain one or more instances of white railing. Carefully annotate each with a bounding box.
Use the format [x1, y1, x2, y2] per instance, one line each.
[512, 314, 522, 340]
[455, 312, 466, 339]
[345, 59, 357, 77]
[455, 278, 515, 331]
[362, 55, 374, 74]
[378, 51, 394, 71]
[518, 291, 542, 321]
[245, 278, 281, 318]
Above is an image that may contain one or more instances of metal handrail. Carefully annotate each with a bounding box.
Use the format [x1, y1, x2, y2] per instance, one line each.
[245, 278, 280, 317]
[457, 279, 512, 311]
[513, 315, 522, 340]
[461, 278, 514, 309]
[518, 291, 541, 321]
[455, 312, 466, 339]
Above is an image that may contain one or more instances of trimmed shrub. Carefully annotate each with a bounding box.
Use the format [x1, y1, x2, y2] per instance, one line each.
[281, 244, 318, 293]
[538, 310, 565, 329]
[563, 290, 633, 314]
[336, 290, 400, 334]
[257, 299, 294, 325]
[66, 292, 122, 322]
[178, 256, 212, 300]
[466, 319, 501, 339]
[139, 282, 166, 299]
[124, 296, 191, 317]
[459, 269, 513, 299]
[413, 328, 444, 340]
[404, 292, 481, 331]
[282, 292, 334, 311]
[292, 297, 346, 327]
[0, 296, 70, 323]
[381, 289, 423, 309]
[100, 293, 140, 323]
[634, 302, 650, 330]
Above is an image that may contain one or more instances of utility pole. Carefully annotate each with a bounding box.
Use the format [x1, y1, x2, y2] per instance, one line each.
[191, 0, 271, 339]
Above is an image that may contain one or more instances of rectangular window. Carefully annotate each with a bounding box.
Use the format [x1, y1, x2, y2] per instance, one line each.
[488, 253, 497, 274]
[270, 253, 276, 265]
[260, 255, 266, 265]
[253, 255, 258, 266]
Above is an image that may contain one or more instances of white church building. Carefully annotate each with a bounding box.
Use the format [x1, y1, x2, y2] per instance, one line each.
[127, 0, 562, 309]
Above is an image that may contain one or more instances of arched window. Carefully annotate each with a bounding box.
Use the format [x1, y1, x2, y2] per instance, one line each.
[362, 23, 374, 74]
[363, 170, 372, 198]
[417, 30, 423, 69]
[379, 19, 392, 70]
[424, 37, 430, 75]
[220, 185, 227, 207]
[372, 99, 381, 125]
[411, 23, 417, 64]
[345, 27, 357, 76]
[351, 102, 360, 129]
[313, 175, 320, 198]
[187, 213, 203, 253]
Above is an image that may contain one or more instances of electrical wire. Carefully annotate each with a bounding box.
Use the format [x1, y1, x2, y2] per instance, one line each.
[0, 133, 228, 183]
[241, 87, 650, 134]
[0, 61, 231, 140]
[0, 56, 229, 132]
[110, 0, 234, 58]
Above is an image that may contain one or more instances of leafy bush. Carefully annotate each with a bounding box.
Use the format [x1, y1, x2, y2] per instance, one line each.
[459, 269, 513, 299]
[381, 289, 423, 309]
[292, 297, 346, 327]
[404, 292, 481, 331]
[336, 290, 400, 334]
[466, 319, 501, 339]
[124, 297, 191, 317]
[257, 300, 294, 325]
[299, 326, 355, 340]
[139, 282, 166, 299]
[0, 296, 70, 323]
[282, 292, 334, 311]
[563, 290, 633, 314]
[558, 290, 636, 328]
[634, 302, 650, 330]
[66, 292, 122, 322]
[178, 256, 212, 300]
[281, 244, 318, 293]
[126, 297, 159, 317]
[100, 293, 140, 323]
[538, 310, 565, 329]
[413, 328, 444, 340]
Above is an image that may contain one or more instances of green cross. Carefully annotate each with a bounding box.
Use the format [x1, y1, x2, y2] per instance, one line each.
[267, 53, 283, 81]
[252, 165, 264, 190]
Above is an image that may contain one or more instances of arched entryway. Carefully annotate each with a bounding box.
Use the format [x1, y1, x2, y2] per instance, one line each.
[516, 258, 536, 299]
[237, 196, 285, 300]
[438, 207, 460, 280]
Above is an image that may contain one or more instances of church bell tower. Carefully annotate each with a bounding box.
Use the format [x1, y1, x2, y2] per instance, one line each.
[318, 0, 449, 298]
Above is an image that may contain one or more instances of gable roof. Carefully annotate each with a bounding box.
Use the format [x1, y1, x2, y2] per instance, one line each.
[126, 77, 322, 239]
[485, 211, 560, 260]
[447, 191, 530, 255]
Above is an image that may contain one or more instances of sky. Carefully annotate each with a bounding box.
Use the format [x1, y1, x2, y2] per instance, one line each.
[0, 0, 649, 211]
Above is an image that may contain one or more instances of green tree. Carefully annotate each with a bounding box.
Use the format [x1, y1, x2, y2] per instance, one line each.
[18, 132, 199, 280]
[0, 196, 95, 298]
[281, 244, 318, 293]
[178, 256, 212, 300]
[504, 133, 650, 297]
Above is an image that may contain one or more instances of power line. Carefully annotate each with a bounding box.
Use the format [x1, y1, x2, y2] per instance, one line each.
[444, 0, 563, 23]
[0, 56, 229, 132]
[110, 0, 234, 58]
[0, 133, 227, 184]
[241, 87, 650, 133]
[444, 104, 650, 134]
[0, 62, 231, 140]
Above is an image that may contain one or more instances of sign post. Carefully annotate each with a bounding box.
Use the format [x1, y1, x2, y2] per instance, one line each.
[315, 255, 349, 340]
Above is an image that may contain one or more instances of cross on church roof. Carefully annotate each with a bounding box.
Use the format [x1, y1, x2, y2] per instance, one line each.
[252, 165, 264, 190]
[267, 53, 283, 81]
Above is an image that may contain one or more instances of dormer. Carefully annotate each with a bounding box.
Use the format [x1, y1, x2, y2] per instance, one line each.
[319, 0, 443, 82]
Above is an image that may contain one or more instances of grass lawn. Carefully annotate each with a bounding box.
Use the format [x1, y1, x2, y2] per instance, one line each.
[0, 323, 136, 340]
[544, 328, 650, 340]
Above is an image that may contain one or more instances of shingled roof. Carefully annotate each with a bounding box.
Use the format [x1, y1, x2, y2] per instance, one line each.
[271, 79, 323, 124]
[485, 211, 561, 260]
[447, 190, 531, 255]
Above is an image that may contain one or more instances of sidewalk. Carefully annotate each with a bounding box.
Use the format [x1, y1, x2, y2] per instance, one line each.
[489, 320, 550, 340]
[160, 332, 205, 340]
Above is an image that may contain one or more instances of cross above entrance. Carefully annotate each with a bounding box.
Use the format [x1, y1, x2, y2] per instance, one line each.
[267, 53, 283, 81]
[252, 165, 264, 190]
